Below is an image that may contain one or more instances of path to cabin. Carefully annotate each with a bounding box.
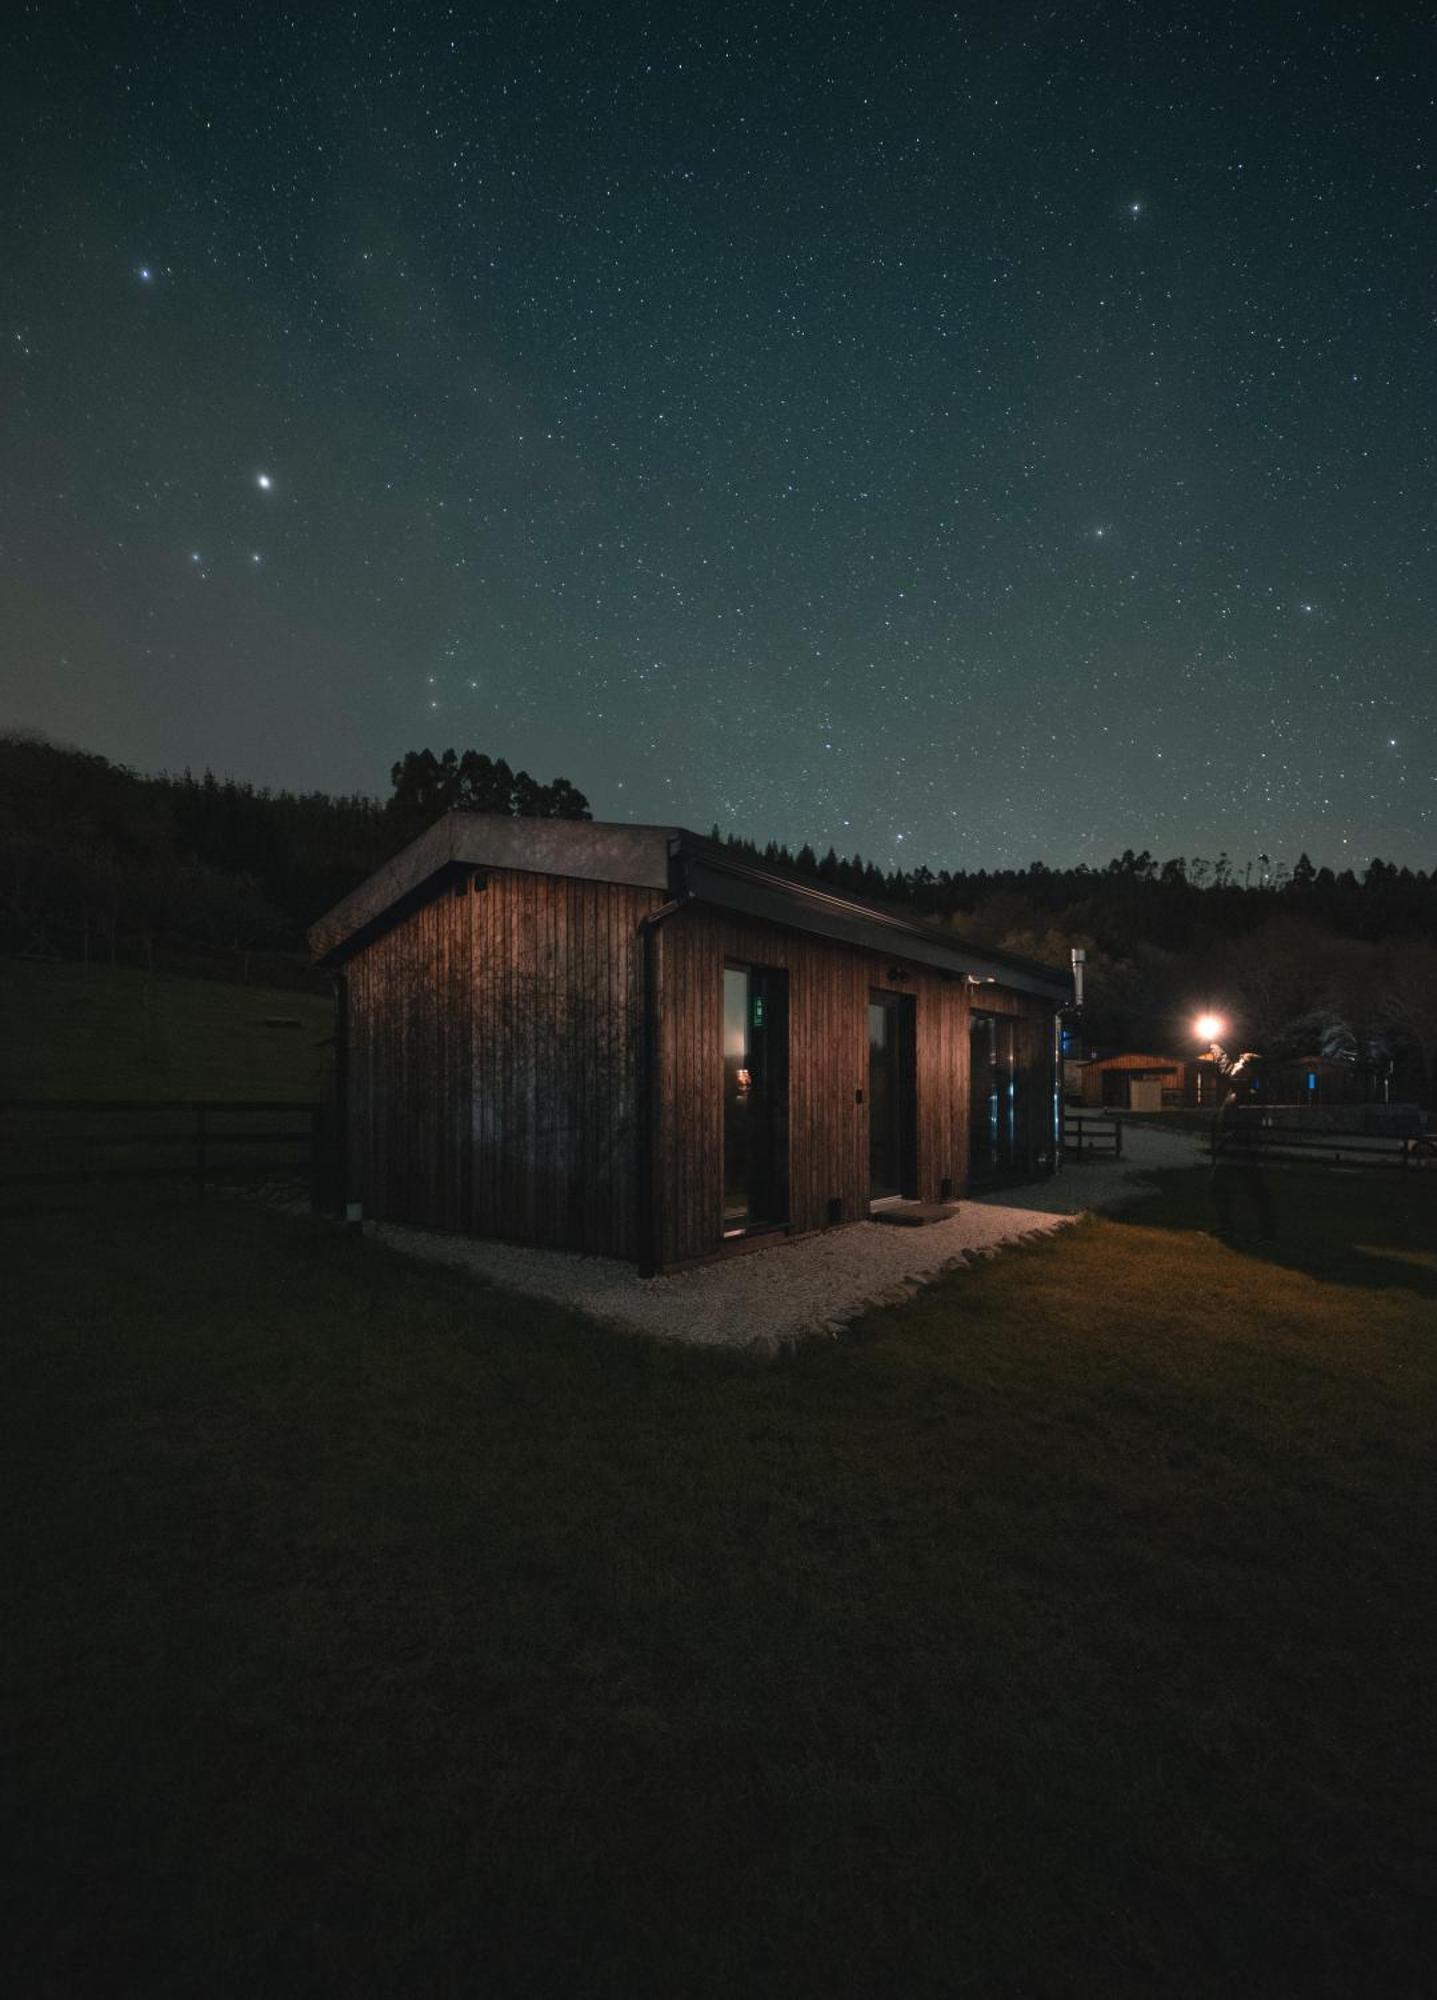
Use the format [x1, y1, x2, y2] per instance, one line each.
[374, 1121, 1206, 1348]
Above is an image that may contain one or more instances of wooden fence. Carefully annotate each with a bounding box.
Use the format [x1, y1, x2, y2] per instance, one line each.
[0, 1099, 329, 1206]
[1211, 1123, 1436, 1173]
[1063, 1111, 1123, 1159]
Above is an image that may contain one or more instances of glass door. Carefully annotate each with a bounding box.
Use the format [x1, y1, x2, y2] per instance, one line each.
[969, 1011, 1027, 1185]
[869, 991, 917, 1202]
[722, 965, 789, 1236]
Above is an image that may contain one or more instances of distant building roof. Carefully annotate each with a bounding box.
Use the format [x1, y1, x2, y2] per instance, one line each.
[1080, 1051, 1188, 1069]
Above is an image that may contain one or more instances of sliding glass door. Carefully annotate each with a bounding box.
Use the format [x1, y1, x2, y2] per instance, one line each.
[722, 965, 789, 1236]
[969, 1011, 1018, 1184]
[869, 990, 917, 1202]
[969, 1010, 1035, 1185]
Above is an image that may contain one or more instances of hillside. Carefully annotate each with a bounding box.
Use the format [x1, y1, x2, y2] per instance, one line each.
[0, 959, 333, 1101]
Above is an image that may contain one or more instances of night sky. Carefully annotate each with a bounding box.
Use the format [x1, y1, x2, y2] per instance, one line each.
[4, 3, 1433, 870]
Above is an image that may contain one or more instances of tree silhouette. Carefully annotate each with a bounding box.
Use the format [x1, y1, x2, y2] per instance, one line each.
[386, 749, 592, 842]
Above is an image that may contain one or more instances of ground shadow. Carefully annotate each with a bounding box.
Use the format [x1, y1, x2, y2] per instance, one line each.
[1108, 1164, 1437, 1302]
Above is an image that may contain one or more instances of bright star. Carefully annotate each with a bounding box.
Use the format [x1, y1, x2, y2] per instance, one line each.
[138, 266, 153, 282]
[256, 472, 273, 491]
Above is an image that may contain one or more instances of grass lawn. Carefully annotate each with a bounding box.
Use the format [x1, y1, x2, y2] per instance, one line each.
[3, 1169, 1433, 1996]
[0, 957, 332, 1100]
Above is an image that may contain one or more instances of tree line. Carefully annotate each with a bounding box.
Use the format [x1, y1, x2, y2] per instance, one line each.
[0, 736, 590, 990]
[711, 833, 1437, 1103]
[2, 731, 1433, 1100]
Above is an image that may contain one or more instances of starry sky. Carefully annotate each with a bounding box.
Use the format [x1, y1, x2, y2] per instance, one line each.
[3, 2, 1433, 870]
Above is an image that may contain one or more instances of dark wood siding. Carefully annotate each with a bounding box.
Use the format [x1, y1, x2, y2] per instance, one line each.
[341, 872, 1058, 1267]
[345, 866, 661, 1255]
[653, 908, 1058, 1267]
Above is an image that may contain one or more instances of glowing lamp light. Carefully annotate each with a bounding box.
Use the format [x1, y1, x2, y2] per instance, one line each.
[1194, 1013, 1225, 1043]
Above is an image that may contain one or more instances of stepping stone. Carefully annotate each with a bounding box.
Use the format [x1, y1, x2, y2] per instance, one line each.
[871, 1202, 959, 1227]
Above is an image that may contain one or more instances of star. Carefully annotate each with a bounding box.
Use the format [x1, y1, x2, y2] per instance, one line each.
[255, 472, 273, 491]
[138, 266, 153, 282]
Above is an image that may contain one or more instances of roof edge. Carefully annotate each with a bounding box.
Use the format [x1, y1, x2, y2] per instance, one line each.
[675, 838, 1072, 999]
[309, 813, 1074, 1000]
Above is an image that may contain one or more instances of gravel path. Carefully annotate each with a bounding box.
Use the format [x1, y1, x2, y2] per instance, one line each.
[373, 1121, 1205, 1351]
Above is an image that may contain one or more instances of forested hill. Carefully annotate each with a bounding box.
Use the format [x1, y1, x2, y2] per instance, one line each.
[0, 738, 591, 985]
[2, 732, 1434, 1097]
[714, 829, 1437, 958]
[712, 832, 1437, 1099]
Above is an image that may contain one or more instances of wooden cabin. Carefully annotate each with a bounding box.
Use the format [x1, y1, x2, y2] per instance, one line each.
[1075, 1052, 1214, 1110]
[309, 816, 1072, 1273]
[1250, 1053, 1386, 1108]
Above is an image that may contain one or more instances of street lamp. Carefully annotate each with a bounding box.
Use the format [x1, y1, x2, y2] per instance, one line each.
[1194, 1012, 1258, 1081]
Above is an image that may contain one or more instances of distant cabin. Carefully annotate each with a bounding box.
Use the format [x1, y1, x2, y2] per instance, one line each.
[309, 816, 1073, 1274]
[1075, 1050, 1386, 1114]
[1076, 1053, 1211, 1111]
[1249, 1054, 1387, 1107]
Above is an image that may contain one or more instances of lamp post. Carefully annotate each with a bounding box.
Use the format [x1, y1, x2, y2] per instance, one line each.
[1193, 1013, 1258, 1086]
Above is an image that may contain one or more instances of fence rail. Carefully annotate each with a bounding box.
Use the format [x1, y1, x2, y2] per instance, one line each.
[0, 1098, 328, 1204]
[1211, 1124, 1435, 1173]
[1063, 1111, 1123, 1159]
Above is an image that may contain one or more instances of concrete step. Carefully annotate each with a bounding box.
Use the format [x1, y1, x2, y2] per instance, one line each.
[871, 1201, 959, 1227]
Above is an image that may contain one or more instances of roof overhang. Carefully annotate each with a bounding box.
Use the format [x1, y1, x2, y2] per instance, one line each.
[308, 816, 678, 966]
[309, 813, 1073, 1004]
[674, 843, 1070, 1001]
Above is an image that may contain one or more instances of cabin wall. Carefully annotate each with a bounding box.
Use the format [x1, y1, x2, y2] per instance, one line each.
[341, 876, 1058, 1269]
[1079, 1053, 1188, 1108]
[654, 909, 1054, 1268]
[344, 867, 661, 1255]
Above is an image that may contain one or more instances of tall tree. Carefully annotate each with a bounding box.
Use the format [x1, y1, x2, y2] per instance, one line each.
[385, 748, 591, 842]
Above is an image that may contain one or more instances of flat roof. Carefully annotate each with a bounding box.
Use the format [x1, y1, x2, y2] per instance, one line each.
[309, 814, 1072, 1002]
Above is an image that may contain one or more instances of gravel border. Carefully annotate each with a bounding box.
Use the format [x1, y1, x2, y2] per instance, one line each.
[372, 1123, 1204, 1351]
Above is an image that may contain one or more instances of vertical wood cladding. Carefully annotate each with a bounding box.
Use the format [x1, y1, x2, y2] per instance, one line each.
[653, 909, 1054, 1268]
[342, 871, 1056, 1266]
[345, 868, 660, 1256]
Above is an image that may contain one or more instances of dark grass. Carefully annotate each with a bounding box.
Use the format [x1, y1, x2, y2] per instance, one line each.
[0, 957, 332, 1100]
[0, 960, 333, 1207]
[3, 1171, 1434, 1997]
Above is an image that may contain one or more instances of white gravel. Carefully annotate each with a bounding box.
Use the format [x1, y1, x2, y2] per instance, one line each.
[371, 1121, 1205, 1351]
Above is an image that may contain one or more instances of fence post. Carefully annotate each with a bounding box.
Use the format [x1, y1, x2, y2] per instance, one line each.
[195, 1104, 208, 1200]
[310, 1102, 324, 1213]
[1114, 1118, 1123, 1159]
